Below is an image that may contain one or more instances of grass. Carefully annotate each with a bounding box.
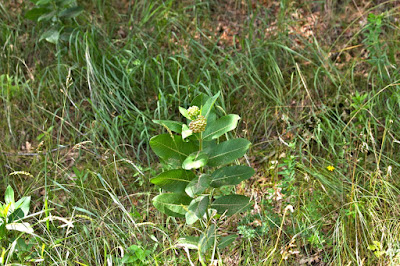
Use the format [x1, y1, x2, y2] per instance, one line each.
[1, 0, 400, 264]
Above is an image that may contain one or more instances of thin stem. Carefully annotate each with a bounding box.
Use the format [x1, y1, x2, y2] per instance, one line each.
[199, 132, 203, 151]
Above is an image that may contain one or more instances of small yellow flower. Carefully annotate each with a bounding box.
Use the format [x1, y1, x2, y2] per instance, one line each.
[327, 165, 335, 172]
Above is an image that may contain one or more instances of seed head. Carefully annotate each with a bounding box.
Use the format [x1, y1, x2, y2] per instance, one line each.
[189, 115, 207, 133]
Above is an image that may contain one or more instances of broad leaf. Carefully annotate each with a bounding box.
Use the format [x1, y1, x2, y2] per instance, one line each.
[176, 236, 200, 250]
[14, 196, 31, 217]
[36, 0, 52, 5]
[5, 186, 14, 205]
[199, 224, 216, 254]
[189, 196, 208, 219]
[0, 205, 5, 218]
[185, 174, 211, 198]
[218, 234, 238, 249]
[179, 107, 191, 120]
[38, 10, 56, 22]
[201, 91, 220, 119]
[153, 120, 183, 133]
[206, 111, 217, 127]
[185, 196, 209, 224]
[151, 170, 195, 193]
[152, 193, 192, 218]
[0, 203, 11, 218]
[5, 222, 34, 234]
[8, 208, 24, 223]
[25, 8, 50, 21]
[150, 134, 197, 163]
[207, 138, 251, 167]
[191, 93, 209, 107]
[210, 166, 254, 188]
[182, 124, 192, 140]
[203, 114, 240, 140]
[56, 0, 76, 7]
[185, 209, 199, 225]
[39, 28, 60, 44]
[202, 139, 217, 153]
[182, 151, 208, 170]
[211, 195, 251, 216]
[59, 6, 84, 18]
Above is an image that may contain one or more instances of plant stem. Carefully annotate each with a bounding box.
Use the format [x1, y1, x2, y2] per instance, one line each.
[199, 132, 203, 151]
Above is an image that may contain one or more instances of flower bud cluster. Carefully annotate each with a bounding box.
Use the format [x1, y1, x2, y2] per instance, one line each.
[187, 106, 200, 120]
[189, 115, 207, 133]
[187, 106, 207, 133]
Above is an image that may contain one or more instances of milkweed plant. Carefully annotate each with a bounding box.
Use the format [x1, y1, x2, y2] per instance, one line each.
[149, 92, 254, 264]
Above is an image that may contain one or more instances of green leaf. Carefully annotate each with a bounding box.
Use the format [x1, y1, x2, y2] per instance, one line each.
[151, 170, 195, 193]
[59, 6, 84, 18]
[186, 196, 209, 224]
[8, 208, 24, 223]
[152, 193, 192, 218]
[14, 196, 31, 217]
[199, 224, 216, 254]
[202, 139, 217, 153]
[206, 111, 217, 126]
[182, 124, 192, 141]
[210, 166, 254, 188]
[5, 186, 14, 205]
[207, 138, 251, 167]
[0, 203, 11, 218]
[39, 28, 60, 44]
[191, 93, 210, 107]
[218, 235, 238, 249]
[211, 195, 251, 216]
[185, 209, 199, 225]
[179, 107, 191, 120]
[133, 59, 141, 66]
[182, 151, 208, 170]
[201, 91, 220, 119]
[36, 0, 52, 5]
[38, 10, 56, 22]
[73, 206, 96, 217]
[185, 174, 211, 198]
[189, 196, 208, 219]
[176, 236, 199, 250]
[0, 205, 5, 219]
[153, 120, 183, 134]
[150, 134, 197, 163]
[25, 8, 50, 21]
[55, 0, 76, 7]
[203, 114, 240, 140]
[0, 220, 5, 238]
[5, 222, 34, 234]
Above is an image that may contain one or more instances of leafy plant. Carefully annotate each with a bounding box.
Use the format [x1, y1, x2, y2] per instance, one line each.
[0, 74, 23, 101]
[350, 90, 372, 127]
[237, 225, 257, 240]
[149, 92, 254, 264]
[0, 186, 33, 245]
[368, 241, 385, 258]
[25, 0, 84, 44]
[362, 13, 388, 68]
[0, 186, 37, 263]
[277, 152, 297, 197]
[120, 244, 152, 265]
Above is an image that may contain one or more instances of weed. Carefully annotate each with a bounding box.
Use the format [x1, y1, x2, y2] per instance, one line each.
[150, 92, 253, 264]
[25, 0, 84, 45]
